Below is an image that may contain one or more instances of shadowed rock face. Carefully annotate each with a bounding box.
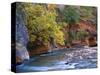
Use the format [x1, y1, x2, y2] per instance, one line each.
[16, 14, 29, 46]
[16, 13, 29, 63]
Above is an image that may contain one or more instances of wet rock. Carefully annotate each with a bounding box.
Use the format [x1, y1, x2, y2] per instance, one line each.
[16, 43, 29, 64]
[88, 37, 97, 47]
[29, 45, 49, 56]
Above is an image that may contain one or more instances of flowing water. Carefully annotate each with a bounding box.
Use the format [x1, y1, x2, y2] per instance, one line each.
[16, 47, 97, 72]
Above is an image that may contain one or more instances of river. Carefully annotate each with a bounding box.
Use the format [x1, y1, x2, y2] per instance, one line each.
[16, 47, 97, 73]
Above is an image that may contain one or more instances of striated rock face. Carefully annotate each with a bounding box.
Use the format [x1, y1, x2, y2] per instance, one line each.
[16, 43, 29, 63]
[16, 15, 29, 46]
[16, 13, 29, 63]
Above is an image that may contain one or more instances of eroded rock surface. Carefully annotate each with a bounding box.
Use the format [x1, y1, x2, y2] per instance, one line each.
[16, 12, 29, 64]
